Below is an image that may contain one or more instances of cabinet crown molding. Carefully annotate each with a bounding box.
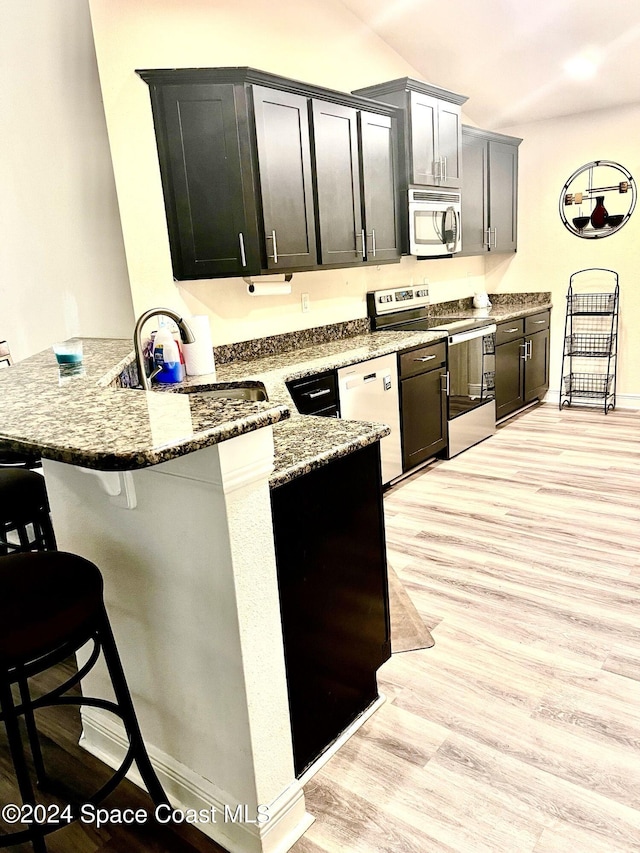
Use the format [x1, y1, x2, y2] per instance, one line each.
[136, 66, 400, 116]
[352, 77, 468, 106]
[462, 125, 522, 146]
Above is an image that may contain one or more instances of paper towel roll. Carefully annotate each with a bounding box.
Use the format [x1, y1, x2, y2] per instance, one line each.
[183, 315, 216, 377]
[247, 282, 292, 296]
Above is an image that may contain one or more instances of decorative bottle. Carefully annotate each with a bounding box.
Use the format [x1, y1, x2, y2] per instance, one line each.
[590, 196, 608, 230]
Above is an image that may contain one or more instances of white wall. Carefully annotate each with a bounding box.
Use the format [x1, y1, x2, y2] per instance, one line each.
[0, 0, 135, 361]
[88, 0, 486, 347]
[489, 104, 640, 399]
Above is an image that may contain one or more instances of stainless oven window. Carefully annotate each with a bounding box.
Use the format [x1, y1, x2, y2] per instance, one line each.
[447, 331, 495, 419]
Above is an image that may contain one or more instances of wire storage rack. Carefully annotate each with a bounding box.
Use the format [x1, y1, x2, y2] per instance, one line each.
[560, 268, 619, 413]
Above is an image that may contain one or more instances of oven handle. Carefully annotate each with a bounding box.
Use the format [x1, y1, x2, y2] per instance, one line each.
[448, 324, 496, 344]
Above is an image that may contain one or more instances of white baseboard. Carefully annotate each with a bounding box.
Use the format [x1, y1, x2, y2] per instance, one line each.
[544, 389, 640, 410]
[79, 710, 314, 853]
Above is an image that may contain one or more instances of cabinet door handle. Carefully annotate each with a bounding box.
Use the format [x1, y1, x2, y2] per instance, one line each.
[414, 355, 437, 362]
[527, 340, 532, 359]
[520, 342, 527, 360]
[502, 327, 520, 334]
[355, 230, 366, 260]
[266, 230, 279, 264]
[444, 371, 450, 394]
[239, 233, 247, 267]
[532, 320, 546, 325]
[370, 229, 376, 257]
[492, 227, 498, 248]
[434, 159, 441, 180]
[485, 228, 492, 249]
[442, 156, 447, 182]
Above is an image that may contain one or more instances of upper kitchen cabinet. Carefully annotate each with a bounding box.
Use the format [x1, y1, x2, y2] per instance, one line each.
[137, 80, 261, 279]
[358, 111, 401, 262]
[460, 126, 522, 255]
[312, 101, 363, 267]
[252, 86, 317, 270]
[137, 68, 401, 280]
[352, 78, 468, 191]
[312, 103, 401, 266]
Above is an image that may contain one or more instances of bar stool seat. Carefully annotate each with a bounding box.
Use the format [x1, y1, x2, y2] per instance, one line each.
[0, 469, 57, 554]
[0, 551, 169, 851]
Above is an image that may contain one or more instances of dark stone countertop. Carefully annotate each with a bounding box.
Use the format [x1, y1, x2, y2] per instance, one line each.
[0, 297, 551, 485]
[0, 329, 443, 484]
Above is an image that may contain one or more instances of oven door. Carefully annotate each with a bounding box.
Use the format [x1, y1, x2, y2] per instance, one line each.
[409, 191, 461, 256]
[446, 326, 496, 419]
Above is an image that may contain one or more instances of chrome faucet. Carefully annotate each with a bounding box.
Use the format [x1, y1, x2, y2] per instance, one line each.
[133, 308, 195, 390]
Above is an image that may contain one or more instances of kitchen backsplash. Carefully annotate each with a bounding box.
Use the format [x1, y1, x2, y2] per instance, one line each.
[214, 318, 371, 365]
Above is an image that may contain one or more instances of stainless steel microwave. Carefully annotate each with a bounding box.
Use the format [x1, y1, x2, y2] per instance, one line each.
[408, 187, 461, 257]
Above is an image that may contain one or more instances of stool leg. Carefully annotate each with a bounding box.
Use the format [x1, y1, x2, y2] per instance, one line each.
[36, 510, 57, 551]
[40, 510, 58, 551]
[0, 679, 48, 853]
[18, 523, 33, 551]
[18, 676, 48, 788]
[97, 610, 170, 807]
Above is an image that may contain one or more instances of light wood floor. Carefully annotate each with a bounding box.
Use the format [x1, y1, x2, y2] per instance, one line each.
[291, 403, 640, 853]
[2, 404, 638, 852]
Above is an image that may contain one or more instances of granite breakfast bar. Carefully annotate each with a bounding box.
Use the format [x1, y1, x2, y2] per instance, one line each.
[0, 331, 439, 853]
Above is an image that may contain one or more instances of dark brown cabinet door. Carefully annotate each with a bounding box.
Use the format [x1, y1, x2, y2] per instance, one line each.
[461, 132, 488, 255]
[409, 90, 438, 186]
[156, 83, 260, 279]
[400, 367, 447, 469]
[359, 111, 400, 262]
[409, 91, 461, 188]
[495, 339, 525, 419]
[312, 100, 363, 266]
[524, 329, 550, 402]
[489, 140, 519, 252]
[252, 87, 317, 270]
[271, 443, 390, 777]
[437, 102, 462, 187]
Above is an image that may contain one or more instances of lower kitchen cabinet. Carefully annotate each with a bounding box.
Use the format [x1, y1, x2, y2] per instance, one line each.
[495, 311, 550, 419]
[398, 341, 447, 469]
[270, 443, 391, 777]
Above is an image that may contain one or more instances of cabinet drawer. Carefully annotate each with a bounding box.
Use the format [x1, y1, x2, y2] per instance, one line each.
[524, 311, 550, 335]
[399, 342, 446, 379]
[495, 318, 524, 344]
[286, 372, 338, 415]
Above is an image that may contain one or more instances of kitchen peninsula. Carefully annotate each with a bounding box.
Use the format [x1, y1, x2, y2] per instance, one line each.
[0, 329, 438, 853]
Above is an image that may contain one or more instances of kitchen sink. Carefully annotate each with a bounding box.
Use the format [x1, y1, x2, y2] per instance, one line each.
[173, 382, 268, 402]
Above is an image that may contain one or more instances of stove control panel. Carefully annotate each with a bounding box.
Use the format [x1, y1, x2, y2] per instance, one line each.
[368, 285, 431, 315]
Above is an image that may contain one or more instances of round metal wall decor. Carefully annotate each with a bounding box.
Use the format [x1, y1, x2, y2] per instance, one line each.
[559, 160, 636, 238]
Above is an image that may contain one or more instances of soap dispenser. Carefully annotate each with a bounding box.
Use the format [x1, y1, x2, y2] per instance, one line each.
[153, 324, 183, 383]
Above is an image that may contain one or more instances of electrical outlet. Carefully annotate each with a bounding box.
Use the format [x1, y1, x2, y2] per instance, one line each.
[301, 293, 310, 313]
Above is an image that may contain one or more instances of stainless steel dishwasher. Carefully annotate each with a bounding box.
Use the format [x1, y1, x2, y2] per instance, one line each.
[337, 354, 402, 485]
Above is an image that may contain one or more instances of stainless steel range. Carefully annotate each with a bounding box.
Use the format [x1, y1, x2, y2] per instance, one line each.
[368, 285, 497, 458]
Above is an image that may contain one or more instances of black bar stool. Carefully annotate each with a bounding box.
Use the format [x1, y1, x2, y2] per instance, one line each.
[0, 469, 57, 554]
[0, 551, 169, 851]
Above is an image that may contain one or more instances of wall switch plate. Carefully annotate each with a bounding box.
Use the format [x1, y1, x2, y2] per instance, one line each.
[301, 293, 310, 313]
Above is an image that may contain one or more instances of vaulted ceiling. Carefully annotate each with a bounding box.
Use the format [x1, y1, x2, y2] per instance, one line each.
[340, 0, 640, 129]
